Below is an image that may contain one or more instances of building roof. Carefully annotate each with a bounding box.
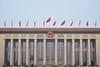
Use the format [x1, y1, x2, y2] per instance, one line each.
[0, 28, 100, 33]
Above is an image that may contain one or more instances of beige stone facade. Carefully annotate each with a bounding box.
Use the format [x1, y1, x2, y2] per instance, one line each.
[0, 28, 100, 67]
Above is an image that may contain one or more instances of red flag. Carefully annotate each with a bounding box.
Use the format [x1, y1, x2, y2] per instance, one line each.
[79, 21, 81, 26]
[46, 17, 51, 23]
[70, 21, 73, 26]
[53, 21, 56, 26]
[61, 20, 65, 26]
[86, 21, 89, 26]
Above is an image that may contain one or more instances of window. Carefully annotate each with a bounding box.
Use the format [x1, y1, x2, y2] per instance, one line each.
[14, 51, 18, 65]
[46, 39, 55, 64]
[75, 39, 80, 48]
[22, 51, 26, 65]
[66, 39, 72, 65]
[37, 39, 43, 63]
[82, 39, 88, 48]
[21, 39, 26, 65]
[83, 51, 87, 66]
[90, 39, 95, 48]
[57, 39, 64, 61]
[90, 39, 96, 66]
[21, 39, 26, 48]
[4, 39, 11, 66]
[75, 51, 79, 65]
[29, 39, 34, 61]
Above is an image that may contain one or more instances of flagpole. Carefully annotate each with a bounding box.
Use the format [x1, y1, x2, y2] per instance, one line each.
[26, 20, 28, 27]
[43, 21, 45, 28]
[4, 21, 6, 28]
[19, 21, 21, 28]
[11, 20, 13, 28]
[95, 21, 97, 28]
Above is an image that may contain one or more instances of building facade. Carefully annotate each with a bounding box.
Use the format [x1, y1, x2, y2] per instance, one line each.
[0, 28, 100, 67]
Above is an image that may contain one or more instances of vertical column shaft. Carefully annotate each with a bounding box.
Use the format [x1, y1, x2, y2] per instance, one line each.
[43, 38, 46, 65]
[87, 39, 91, 65]
[80, 39, 83, 65]
[26, 39, 29, 65]
[18, 39, 21, 65]
[72, 39, 75, 65]
[10, 39, 13, 65]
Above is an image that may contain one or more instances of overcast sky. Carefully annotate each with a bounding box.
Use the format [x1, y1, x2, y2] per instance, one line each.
[0, 0, 100, 28]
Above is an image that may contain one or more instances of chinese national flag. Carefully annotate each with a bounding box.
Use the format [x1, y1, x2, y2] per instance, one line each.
[61, 20, 65, 26]
[53, 21, 56, 26]
[46, 17, 51, 23]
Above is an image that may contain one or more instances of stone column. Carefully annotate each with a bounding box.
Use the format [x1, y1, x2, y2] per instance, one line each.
[55, 38, 57, 67]
[64, 38, 67, 67]
[18, 39, 21, 66]
[43, 37, 46, 67]
[80, 39, 83, 66]
[34, 38, 37, 67]
[87, 39, 91, 65]
[72, 39, 75, 66]
[3, 39, 5, 66]
[26, 39, 29, 66]
[10, 39, 13, 66]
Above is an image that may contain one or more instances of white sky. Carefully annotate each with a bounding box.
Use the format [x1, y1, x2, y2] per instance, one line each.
[0, 0, 100, 28]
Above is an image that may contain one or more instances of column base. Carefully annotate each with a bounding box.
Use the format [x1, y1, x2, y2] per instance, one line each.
[2, 65, 7, 67]
[79, 65, 83, 67]
[43, 65, 46, 67]
[96, 65, 99, 67]
[17, 65, 21, 67]
[54, 65, 58, 67]
[34, 65, 37, 67]
[25, 65, 29, 67]
[64, 65, 67, 67]
[71, 65, 75, 67]
[87, 65, 91, 67]
[10, 65, 13, 67]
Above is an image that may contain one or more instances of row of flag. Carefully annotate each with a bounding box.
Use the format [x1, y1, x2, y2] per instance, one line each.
[3, 17, 97, 27]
